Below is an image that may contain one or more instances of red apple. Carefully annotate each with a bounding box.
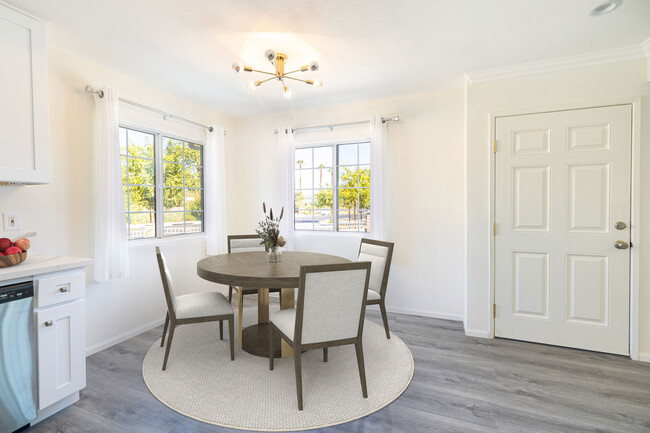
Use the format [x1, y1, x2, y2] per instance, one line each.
[14, 238, 30, 252]
[0, 238, 11, 252]
[4, 246, 23, 255]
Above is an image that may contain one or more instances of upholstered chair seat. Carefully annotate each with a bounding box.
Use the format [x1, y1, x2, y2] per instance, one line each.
[268, 309, 296, 340]
[175, 292, 234, 320]
[367, 289, 382, 301]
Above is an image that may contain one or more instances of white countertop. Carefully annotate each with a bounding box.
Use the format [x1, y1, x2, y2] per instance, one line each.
[0, 253, 93, 282]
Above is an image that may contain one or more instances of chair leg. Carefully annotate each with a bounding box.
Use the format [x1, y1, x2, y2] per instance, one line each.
[323, 347, 328, 362]
[162, 321, 176, 371]
[379, 300, 391, 339]
[219, 320, 224, 340]
[355, 340, 368, 398]
[228, 316, 235, 361]
[294, 346, 303, 410]
[269, 325, 275, 371]
[160, 312, 169, 347]
[228, 285, 233, 303]
[237, 289, 244, 349]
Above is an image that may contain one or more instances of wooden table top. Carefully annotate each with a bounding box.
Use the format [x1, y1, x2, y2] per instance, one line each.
[197, 251, 350, 288]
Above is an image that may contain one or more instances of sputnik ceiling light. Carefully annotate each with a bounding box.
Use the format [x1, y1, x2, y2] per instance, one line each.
[588, 0, 622, 16]
[232, 49, 322, 98]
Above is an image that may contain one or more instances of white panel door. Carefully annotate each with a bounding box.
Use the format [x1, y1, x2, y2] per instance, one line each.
[36, 299, 86, 409]
[495, 105, 631, 355]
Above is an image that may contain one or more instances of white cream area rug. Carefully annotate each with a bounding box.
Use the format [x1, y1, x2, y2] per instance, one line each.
[142, 303, 414, 431]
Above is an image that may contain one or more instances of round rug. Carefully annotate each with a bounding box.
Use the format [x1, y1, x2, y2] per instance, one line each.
[142, 308, 414, 431]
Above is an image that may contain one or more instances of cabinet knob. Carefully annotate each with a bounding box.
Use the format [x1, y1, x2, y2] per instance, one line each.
[59, 286, 69, 293]
[44, 320, 53, 327]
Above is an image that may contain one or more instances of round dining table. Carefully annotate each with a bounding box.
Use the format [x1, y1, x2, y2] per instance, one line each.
[197, 251, 350, 358]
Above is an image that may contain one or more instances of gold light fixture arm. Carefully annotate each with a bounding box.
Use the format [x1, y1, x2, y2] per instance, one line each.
[249, 69, 276, 76]
[283, 76, 309, 83]
[284, 76, 321, 87]
[257, 76, 276, 85]
[283, 67, 308, 75]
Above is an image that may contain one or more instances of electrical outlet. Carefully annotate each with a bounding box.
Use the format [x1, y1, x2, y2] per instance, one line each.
[3, 212, 21, 231]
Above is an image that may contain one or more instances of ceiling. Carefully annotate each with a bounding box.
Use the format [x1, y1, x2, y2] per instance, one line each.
[5, 0, 650, 118]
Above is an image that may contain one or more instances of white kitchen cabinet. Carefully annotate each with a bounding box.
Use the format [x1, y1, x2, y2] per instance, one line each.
[0, 3, 51, 184]
[35, 298, 86, 410]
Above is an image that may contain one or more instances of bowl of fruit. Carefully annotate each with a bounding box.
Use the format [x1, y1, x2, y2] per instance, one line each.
[0, 237, 31, 268]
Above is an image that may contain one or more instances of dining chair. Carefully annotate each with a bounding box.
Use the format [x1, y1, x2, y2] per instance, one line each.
[358, 238, 395, 339]
[227, 234, 268, 303]
[227, 234, 283, 347]
[269, 261, 371, 410]
[155, 246, 235, 370]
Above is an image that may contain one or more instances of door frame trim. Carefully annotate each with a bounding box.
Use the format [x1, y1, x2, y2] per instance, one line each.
[488, 98, 641, 360]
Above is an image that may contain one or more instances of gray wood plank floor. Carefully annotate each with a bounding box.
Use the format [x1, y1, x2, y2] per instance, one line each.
[29, 304, 650, 433]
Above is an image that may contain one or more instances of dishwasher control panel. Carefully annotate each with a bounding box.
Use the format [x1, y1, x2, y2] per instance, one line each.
[0, 283, 34, 304]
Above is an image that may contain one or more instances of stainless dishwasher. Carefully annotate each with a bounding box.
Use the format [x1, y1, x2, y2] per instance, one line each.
[0, 281, 37, 433]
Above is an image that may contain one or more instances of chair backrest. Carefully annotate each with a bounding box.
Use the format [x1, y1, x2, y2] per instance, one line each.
[295, 262, 371, 345]
[155, 246, 176, 317]
[357, 238, 394, 298]
[228, 234, 265, 253]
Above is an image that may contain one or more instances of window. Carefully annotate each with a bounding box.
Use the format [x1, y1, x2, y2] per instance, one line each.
[120, 126, 204, 240]
[294, 141, 370, 232]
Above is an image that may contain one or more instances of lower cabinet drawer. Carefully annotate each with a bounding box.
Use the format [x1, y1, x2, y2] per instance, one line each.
[35, 271, 85, 309]
[36, 299, 86, 410]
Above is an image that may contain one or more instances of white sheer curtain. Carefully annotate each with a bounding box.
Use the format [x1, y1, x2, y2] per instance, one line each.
[369, 115, 387, 240]
[278, 126, 295, 251]
[205, 126, 228, 255]
[93, 88, 129, 282]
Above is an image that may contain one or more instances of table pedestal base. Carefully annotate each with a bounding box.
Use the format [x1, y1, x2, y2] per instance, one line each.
[241, 323, 283, 358]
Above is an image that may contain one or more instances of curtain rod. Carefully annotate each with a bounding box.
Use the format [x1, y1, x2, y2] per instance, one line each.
[273, 116, 399, 134]
[84, 85, 222, 134]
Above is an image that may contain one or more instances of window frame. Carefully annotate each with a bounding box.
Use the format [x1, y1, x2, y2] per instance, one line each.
[119, 122, 205, 241]
[294, 138, 371, 233]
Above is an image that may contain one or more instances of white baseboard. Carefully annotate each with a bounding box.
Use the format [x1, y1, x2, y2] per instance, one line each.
[376, 305, 463, 322]
[638, 352, 650, 363]
[464, 328, 490, 338]
[85, 316, 165, 357]
[85, 307, 466, 357]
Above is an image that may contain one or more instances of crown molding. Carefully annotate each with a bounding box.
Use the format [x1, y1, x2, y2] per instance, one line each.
[641, 37, 650, 57]
[466, 43, 648, 83]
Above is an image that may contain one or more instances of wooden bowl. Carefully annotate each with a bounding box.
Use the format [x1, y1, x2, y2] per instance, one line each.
[0, 252, 28, 268]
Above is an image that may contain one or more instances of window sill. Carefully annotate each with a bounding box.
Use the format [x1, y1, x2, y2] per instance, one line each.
[127, 232, 206, 248]
[294, 230, 368, 238]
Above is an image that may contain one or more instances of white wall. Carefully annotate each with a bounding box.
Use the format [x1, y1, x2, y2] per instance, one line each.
[465, 59, 650, 360]
[0, 46, 235, 354]
[229, 88, 466, 320]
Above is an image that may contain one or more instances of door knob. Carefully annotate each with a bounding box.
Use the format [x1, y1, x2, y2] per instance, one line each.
[614, 240, 629, 249]
[615, 222, 627, 230]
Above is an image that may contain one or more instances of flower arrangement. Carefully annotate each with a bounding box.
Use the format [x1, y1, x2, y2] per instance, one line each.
[256, 202, 287, 252]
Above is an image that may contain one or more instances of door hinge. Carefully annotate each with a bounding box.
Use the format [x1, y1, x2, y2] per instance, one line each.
[494, 139, 497, 153]
[492, 304, 496, 318]
[493, 222, 496, 236]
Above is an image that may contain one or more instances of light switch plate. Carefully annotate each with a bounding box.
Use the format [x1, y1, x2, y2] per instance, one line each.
[3, 212, 21, 231]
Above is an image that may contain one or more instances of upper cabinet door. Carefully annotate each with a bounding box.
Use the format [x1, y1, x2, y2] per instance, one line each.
[0, 4, 50, 184]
